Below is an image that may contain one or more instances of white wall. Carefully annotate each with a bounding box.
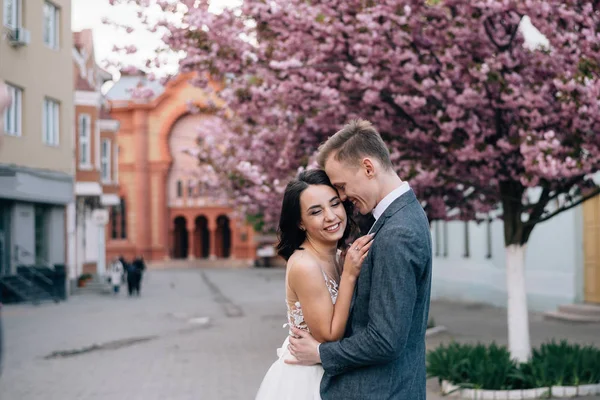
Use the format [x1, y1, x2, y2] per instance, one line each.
[431, 206, 582, 312]
[66, 202, 77, 280]
[84, 207, 99, 262]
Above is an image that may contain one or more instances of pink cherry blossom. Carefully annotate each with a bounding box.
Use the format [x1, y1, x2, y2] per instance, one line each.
[107, 0, 600, 238]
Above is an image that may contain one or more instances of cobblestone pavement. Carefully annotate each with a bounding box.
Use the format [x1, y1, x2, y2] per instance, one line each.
[0, 267, 599, 400]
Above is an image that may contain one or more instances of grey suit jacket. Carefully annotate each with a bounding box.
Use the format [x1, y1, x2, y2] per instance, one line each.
[319, 189, 432, 400]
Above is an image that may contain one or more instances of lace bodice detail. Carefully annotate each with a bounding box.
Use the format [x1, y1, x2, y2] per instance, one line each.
[284, 270, 339, 335]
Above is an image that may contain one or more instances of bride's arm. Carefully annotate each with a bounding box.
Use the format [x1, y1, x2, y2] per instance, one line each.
[289, 236, 372, 343]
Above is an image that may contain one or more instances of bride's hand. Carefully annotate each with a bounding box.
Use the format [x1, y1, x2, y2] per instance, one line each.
[343, 234, 374, 278]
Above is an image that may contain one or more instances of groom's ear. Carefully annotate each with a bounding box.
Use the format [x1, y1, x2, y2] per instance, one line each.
[362, 158, 375, 178]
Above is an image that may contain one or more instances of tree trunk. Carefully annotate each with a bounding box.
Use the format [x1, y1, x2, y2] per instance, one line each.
[500, 181, 532, 361]
[505, 244, 531, 362]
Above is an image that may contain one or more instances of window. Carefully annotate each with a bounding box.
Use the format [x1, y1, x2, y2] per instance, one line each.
[110, 206, 118, 239]
[119, 198, 126, 239]
[110, 197, 127, 239]
[188, 180, 193, 198]
[3, 0, 21, 29]
[3, 84, 21, 136]
[78, 114, 91, 166]
[43, 98, 59, 146]
[197, 180, 205, 197]
[43, 1, 59, 49]
[176, 180, 183, 198]
[101, 139, 111, 182]
[113, 145, 119, 183]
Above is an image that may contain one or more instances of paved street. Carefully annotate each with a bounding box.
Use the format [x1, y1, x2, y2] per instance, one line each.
[1, 268, 599, 400]
[1, 268, 288, 400]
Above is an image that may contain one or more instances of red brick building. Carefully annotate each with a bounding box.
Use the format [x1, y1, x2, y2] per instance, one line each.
[105, 73, 256, 264]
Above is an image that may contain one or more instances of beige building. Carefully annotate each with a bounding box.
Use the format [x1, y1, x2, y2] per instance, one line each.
[0, 0, 74, 276]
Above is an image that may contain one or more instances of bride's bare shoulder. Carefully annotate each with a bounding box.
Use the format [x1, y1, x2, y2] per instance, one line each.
[286, 250, 321, 281]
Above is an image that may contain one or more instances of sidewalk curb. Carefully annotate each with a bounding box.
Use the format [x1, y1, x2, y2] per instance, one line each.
[426, 325, 448, 337]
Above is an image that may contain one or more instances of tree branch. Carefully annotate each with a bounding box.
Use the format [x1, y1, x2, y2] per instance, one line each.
[523, 186, 600, 227]
[521, 175, 586, 211]
[379, 89, 425, 131]
[483, 11, 523, 52]
[521, 187, 550, 244]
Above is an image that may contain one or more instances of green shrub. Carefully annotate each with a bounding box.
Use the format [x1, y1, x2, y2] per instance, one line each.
[427, 340, 600, 390]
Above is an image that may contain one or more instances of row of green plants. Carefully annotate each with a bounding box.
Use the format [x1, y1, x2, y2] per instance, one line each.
[427, 340, 600, 390]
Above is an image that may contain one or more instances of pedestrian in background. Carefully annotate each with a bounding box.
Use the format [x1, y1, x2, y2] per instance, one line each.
[110, 258, 124, 295]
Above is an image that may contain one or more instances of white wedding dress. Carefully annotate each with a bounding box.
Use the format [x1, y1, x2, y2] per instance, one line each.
[255, 269, 339, 400]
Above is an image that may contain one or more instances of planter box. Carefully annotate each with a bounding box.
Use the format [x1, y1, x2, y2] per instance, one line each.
[520, 388, 549, 399]
[441, 380, 461, 396]
[437, 382, 600, 399]
[479, 390, 496, 400]
[551, 385, 578, 397]
[577, 384, 600, 396]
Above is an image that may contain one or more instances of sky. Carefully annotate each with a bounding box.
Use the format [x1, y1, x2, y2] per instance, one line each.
[71, 1, 548, 80]
[71, 0, 240, 78]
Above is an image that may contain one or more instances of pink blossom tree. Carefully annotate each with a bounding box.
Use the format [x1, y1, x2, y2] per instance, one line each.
[108, 0, 600, 361]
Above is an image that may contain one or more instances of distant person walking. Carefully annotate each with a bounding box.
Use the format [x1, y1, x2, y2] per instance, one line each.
[127, 256, 146, 296]
[110, 258, 124, 295]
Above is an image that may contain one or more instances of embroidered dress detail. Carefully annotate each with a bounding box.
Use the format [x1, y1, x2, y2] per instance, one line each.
[283, 270, 338, 335]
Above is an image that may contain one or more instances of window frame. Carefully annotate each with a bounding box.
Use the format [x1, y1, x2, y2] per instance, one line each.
[43, 1, 60, 49]
[3, 83, 22, 137]
[78, 113, 91, 167]
[176, 180, 183, 198]
[42, 98, 60, 146]
[3, 0, 22, 29]
[113, 145, 119, 183]
[100, 138, 111, 183]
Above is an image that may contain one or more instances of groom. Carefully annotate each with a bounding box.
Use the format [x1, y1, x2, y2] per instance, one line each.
[286, 120, 432, 399]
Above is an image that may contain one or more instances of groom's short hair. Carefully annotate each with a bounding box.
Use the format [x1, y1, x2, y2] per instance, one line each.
[317, 119, 393, 170]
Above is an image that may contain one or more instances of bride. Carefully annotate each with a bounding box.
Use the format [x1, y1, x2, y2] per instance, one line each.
[255, 169, 373, 400]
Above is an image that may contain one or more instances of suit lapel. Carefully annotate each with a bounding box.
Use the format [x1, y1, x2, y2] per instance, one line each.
[348, 189, 418, 319]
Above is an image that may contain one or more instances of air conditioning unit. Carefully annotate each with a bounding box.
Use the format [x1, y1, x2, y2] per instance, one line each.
[7, 27, 31, 47]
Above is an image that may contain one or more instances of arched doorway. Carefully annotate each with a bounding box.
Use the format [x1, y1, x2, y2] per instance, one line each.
[216, 215, 231, 258]
[172, 216, 188, 259]
[194, 216, 210, 259]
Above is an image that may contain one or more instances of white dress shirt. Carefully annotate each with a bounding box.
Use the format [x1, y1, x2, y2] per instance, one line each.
[372, 182, 411, 223]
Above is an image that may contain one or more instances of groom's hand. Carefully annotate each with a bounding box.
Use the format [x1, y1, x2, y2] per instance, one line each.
[285, 327, 321, 366]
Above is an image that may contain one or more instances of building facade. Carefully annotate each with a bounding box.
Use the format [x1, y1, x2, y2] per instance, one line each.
[105, 73, 256, 264]
[0, 0, 74, 275]
[67, 29, 120, 284]
[430, 194, 600, 312]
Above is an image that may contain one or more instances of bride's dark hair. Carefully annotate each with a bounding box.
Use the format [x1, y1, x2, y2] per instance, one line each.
[276, 169, 358, 261]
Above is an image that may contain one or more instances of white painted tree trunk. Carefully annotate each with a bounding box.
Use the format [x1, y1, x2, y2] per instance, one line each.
[505, 244, 531, 362]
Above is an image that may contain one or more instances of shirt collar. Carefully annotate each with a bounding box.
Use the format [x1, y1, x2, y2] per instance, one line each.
[372, 182, 410, 222]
